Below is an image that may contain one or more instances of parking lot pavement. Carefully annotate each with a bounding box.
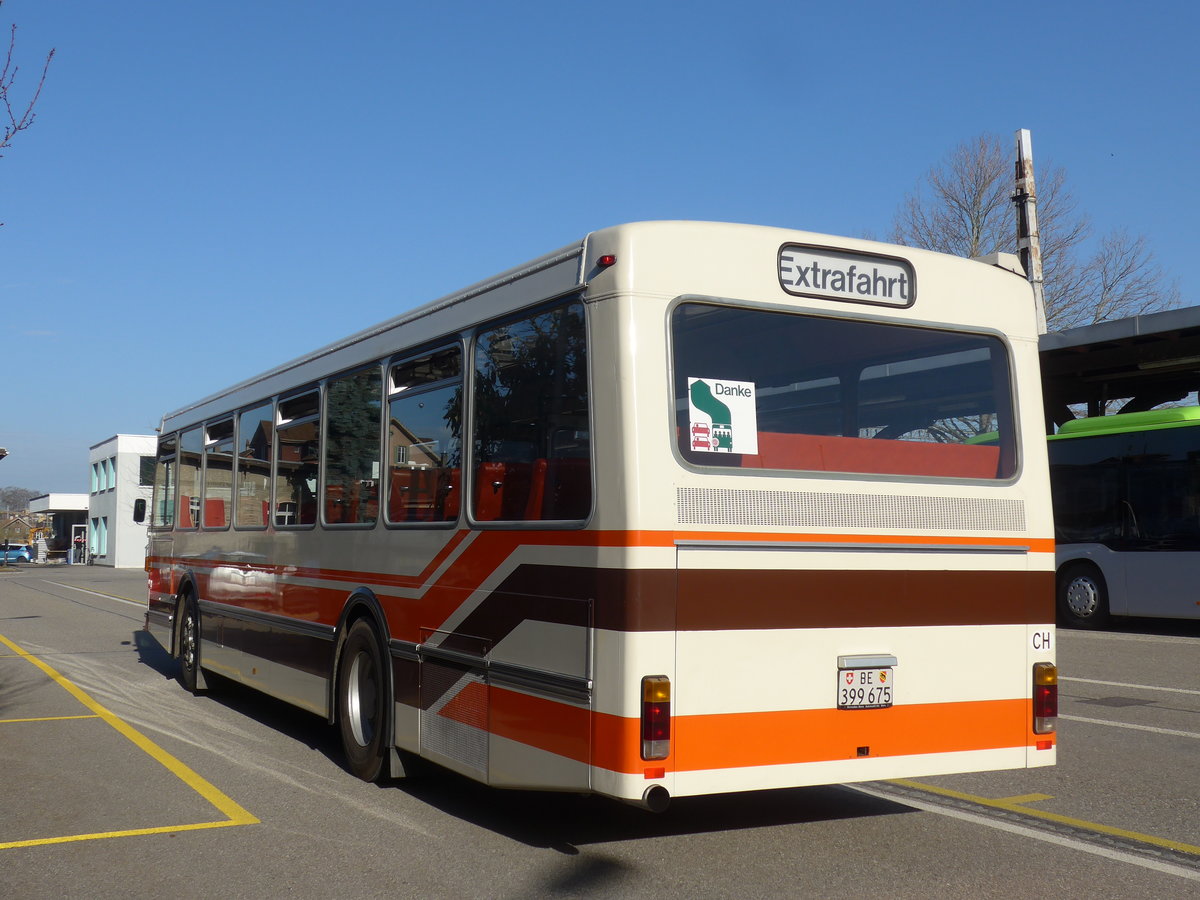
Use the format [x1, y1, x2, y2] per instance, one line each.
[3, 566, 1199, 897]
[0, 613, 257, 850]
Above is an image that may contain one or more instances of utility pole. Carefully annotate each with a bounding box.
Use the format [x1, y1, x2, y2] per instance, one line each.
[1013, 129, 1047, 334]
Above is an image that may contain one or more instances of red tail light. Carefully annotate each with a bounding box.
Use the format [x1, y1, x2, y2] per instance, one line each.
[641, 676, 670, 760]
[1033, 662, 1057, 734]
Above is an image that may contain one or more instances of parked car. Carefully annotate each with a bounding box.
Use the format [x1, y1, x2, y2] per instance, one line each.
[1, 543, 33, 563]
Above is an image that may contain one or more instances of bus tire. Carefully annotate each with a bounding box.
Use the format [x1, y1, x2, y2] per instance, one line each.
[1057, 563, 1109, 629]
[177, 591, 203, 694]
[337, 619, 389, 782]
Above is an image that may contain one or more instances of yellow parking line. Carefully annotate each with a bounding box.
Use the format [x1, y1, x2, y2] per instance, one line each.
[1, 820, 247, 851]
[0, 631, 259, 850]
[1, 714, 101, 724]
[891, 779, 1200, 856]
[994, 793, 1054, 804]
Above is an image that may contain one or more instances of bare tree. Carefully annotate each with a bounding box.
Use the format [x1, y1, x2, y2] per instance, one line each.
[891, 133, 1178, 332]
[891, 134, 1016, 259]
[1054, 230, 1181, 330]
[1, 0, 53, 158]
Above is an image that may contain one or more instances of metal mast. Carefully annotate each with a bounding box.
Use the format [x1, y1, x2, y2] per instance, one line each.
[1013, 129, 1048, 334]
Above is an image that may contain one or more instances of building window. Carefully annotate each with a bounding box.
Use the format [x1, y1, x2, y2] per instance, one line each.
[139, 456, 155, 487]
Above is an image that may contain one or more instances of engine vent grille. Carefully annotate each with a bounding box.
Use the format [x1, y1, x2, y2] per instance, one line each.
[420, 661, 488, 778]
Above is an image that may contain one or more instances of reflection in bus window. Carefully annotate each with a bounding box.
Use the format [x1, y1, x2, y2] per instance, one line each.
[387, 346, 462, 524]
[276, 391, 320, 527]
[203, 418, 234, 529]
[672, 303, 1015, 480]
[151, 436, 177, 528]
[325, 368, 382, 526]
[236, 402, 273, 528]
[472, 301, 591, 522]
[177, 427, 203, 529]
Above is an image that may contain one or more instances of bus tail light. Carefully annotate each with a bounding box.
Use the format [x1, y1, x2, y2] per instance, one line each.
[641, 676, 671, 760]
[1033, 662, 1057, 734]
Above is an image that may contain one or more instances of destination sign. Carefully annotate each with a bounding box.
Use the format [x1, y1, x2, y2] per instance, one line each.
[779, 244, 916, 308]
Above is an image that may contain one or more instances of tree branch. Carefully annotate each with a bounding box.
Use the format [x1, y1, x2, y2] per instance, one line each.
[0, 1, 54, 157]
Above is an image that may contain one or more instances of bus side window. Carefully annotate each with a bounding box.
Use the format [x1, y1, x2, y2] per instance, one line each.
[276, 390, 321, 527]
[236, 402, 274, 528]
[203, 418, 234, 529]
[471, 301, 591, 523]
[177, 427, 203, 530]
[387, 345, 462, 525]
[324, 367, 382, 527]
[150, 435, 177, 529]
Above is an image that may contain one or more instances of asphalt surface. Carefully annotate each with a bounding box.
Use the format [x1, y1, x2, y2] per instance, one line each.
[2, 565, 1198, 898]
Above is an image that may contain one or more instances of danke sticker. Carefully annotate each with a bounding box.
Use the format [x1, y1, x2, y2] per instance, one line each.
[687, 378, 758, 454]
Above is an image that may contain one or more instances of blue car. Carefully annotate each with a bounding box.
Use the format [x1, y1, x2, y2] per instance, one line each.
[1, 543, 33, 563]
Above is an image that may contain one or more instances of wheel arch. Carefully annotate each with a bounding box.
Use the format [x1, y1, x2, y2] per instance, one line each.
[171, 569, 202, 659]
[328, 588, 394, 733]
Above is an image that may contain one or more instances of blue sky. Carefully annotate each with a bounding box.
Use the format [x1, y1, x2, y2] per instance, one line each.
[2, 0, 1197, 493]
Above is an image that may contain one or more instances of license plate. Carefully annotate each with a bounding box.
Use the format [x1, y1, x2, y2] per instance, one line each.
[837, 667, 894, 709]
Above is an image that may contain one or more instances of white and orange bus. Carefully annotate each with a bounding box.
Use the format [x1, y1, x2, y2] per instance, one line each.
[143, 221, 1057, 810]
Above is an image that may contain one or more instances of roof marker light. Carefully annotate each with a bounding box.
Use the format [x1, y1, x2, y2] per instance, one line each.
[597, 254, 617, 268]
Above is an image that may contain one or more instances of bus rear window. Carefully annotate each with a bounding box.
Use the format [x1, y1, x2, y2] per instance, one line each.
[671, 302, 1016, 480]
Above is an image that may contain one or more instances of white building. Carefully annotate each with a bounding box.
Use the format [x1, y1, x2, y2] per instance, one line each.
[88, 434, 156, 568]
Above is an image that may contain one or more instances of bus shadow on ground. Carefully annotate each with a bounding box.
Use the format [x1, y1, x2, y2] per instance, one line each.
[131, 631, 345, 758]
[393, 771, 913, 852]
[129, 630, 916, 850]
[133, 629, 176, 677]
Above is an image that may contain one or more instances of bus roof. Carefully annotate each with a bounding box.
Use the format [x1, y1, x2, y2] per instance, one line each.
[158, 220, 1036, 435]
[1053, 406, 1200, 439]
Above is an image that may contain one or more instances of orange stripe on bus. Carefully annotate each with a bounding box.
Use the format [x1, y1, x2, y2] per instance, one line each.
[486, 690, 1049, 774]
[144, 529, 1051, 591]
[489, 686, 591, 763]
[592, 699, 1041, 774]
[145, 527, 1054, 640]
[438, 680, 488, 729]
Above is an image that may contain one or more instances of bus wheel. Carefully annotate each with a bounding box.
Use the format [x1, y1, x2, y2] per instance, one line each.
[1057, 564, 1109, 629]
[337, 619, 389, 782]
[177, 591, 202, 693]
